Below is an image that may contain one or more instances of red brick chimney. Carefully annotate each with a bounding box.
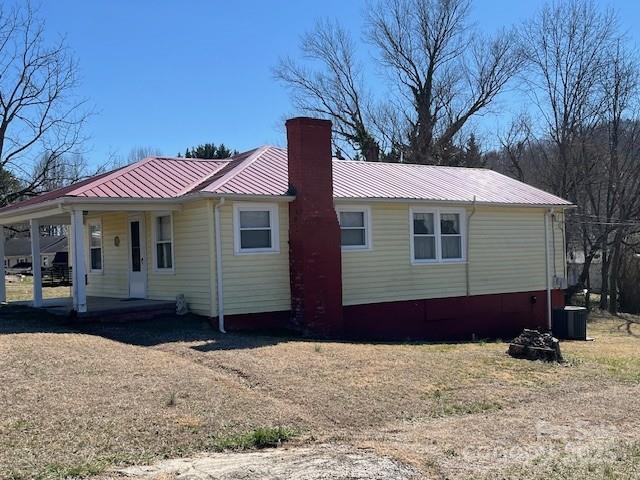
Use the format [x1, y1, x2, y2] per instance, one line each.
[286, 117, 343, 337]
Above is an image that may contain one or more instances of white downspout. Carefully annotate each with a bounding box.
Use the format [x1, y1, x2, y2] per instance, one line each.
[544, 208, 554, 330]
[214, 197, 226, 333]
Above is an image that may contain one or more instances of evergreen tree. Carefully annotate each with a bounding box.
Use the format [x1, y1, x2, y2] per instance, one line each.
[182, 143, 237, 159]
[459, 134, 485, 168]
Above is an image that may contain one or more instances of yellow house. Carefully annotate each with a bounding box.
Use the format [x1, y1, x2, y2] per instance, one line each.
[0, 118, 572, 340]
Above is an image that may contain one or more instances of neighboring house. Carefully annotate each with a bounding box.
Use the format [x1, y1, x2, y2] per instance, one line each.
[567, 249, 603, 292]
[4, 235, 68, 270]
[0, 118, 572, 340]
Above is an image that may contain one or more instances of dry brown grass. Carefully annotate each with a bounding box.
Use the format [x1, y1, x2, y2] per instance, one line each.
[1, 309, 640, 479]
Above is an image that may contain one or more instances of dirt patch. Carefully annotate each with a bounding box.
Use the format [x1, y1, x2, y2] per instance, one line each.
[113, 445, 419, 480]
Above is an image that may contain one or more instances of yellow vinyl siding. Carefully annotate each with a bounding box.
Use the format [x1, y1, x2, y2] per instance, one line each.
[341, 203, 566, 306]
[85, 212, 129, 298]
[218, 201, 291, 315]
[146, 200, 212, 316]
[468, 207, 546, 295]
[84, 199, 564, 317]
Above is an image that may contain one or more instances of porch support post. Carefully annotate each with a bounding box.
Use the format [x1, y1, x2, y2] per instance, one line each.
[70, 209, 87, 313]
[30, 219, 43, 307]
[0, 225, 5, 303]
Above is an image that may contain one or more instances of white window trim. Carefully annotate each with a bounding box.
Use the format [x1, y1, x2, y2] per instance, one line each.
[409, 206, 466, 265]
[233, 202, 280, 255]
[87, 218, 104, 274]
[336, 205, 372, 251]
[151, 212, 175, 273]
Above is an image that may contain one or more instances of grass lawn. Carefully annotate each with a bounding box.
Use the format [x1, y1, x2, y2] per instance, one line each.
[5, 276, 70, 302]
[1, 307, 640, 479]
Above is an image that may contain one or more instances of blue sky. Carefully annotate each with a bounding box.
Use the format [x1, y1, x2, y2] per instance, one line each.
[39, 0, 640, 165]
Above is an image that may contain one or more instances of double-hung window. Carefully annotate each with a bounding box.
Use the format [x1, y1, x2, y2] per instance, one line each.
[440, 212, 463, 260]
[154, 213, 174, 271]
[412, 211, 436, 261]
[410, 208, 465, 263]
[88, 219, 103, 272]
[337, 206, 371, 250]
[233, 203, 279, 254]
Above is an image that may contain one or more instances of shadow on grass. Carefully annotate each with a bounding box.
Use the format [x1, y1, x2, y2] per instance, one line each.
[0, 304, 291, 350]
[0, 305, 71, 334]
[79, 315, 291, 350]
[0, 304, 513, 351]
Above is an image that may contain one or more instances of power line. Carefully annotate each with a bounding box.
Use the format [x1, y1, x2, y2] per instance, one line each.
[565, 219, 640, 227]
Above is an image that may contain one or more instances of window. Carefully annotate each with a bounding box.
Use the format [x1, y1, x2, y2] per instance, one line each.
[412, 212, 436, 260]
[233, 203, 279, 254]
[153, 214, 173, 271]
[440, 213, 462, 259]
[337, 206, 371, 250]
[88, 219, 103, 272]
[410, 208, 465, 264]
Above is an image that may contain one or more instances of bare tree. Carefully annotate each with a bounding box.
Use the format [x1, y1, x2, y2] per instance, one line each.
[367, 0, 523, 164]
[0, 2, 89, 206]
[276, 0, 522, 164]
[600, 43, 640, 314]
[127, 146, 162, 164]
[517, 0, 619, 308]
[520, 0, 617, 200]
[497, 114, 537, 182]
[274, 20, 379, 161]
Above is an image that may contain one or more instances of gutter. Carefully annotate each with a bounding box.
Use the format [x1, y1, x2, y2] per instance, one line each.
[190, 192, 296, 203]
[333, 197, 576, 210]
[214, 197, 226, 333]
[0, 197, 184, 223]
[465, 196, 477, 296]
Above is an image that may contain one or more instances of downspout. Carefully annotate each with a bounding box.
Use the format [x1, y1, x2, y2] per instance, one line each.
[214, 197, 226, 333]
[544, 208, 554, 330]
[465, 196, 477, 296]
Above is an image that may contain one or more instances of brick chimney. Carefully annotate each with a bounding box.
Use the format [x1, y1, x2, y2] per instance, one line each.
[286, 117, 343, 337]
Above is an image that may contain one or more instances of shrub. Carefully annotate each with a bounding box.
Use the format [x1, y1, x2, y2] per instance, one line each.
[211, 426, 295, 452]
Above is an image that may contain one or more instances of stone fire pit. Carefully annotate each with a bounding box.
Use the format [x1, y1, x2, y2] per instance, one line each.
[508, 329, 563, 362]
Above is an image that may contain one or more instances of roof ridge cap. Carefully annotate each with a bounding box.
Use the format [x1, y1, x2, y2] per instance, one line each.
[153, 156, 233, 162]
[202, 145, 269, 193]
[71, 158, 154, 196]
[331, 158, 489, 170]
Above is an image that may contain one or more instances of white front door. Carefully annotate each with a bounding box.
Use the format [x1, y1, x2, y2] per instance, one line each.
[128, 215, 147, 298]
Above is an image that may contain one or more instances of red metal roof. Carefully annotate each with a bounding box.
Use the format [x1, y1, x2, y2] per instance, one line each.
[0, 146, 572, 216]
[199, 146, 572, 206]
[72, 157, 228, 198]
[200, 146, 290, 196]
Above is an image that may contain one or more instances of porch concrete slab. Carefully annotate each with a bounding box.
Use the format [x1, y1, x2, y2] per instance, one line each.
[13, 296, 176, 320]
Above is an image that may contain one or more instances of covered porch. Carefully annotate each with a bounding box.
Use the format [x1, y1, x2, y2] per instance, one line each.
[0, 199, 181, 317]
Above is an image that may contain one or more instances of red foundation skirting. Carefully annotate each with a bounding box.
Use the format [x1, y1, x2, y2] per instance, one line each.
[213, 290, 565, 341]
[343, 289, 565, 341]
[215, 310, 292, 333]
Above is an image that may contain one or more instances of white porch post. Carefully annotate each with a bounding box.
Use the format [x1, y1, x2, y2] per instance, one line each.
[30, 219, 42, 307]
[70, 209, 87, 313]
[0, 225, 5, 303]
